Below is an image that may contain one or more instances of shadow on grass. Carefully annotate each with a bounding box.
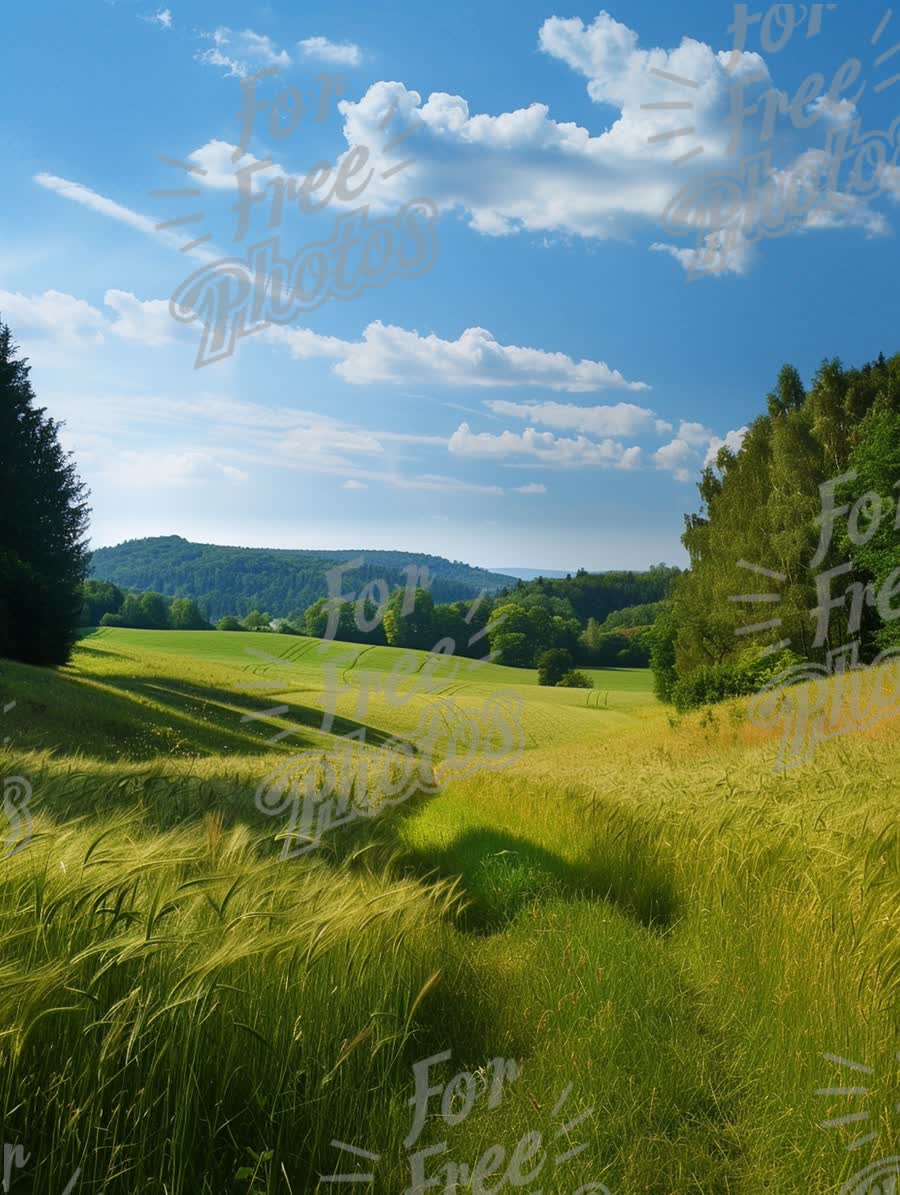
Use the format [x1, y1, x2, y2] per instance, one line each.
[396, 823, 678, 935]
[17, 665, 411, 764]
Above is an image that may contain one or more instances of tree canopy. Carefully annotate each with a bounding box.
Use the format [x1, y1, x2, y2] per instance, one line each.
[657, 351, 900, 708]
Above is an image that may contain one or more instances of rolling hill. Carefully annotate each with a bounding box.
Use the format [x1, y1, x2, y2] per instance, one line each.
[89, 536, 518, 621]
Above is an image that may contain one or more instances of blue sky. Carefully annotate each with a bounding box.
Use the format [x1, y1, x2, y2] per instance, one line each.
[2, 0, 898, 571]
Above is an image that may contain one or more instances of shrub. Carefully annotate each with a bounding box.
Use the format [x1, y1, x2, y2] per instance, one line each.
[537, 648, 573, 686]
[671, 647, 803, 712]
[556, 670, 593, 688]
[216, 616, 243, 631]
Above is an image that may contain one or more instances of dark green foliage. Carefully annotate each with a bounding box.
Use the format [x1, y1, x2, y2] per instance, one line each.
[671, 662, 758, 712]
[648, 605, 678, 703]
[498, 564, 679, 626]
[482, 569, 676, 670]
[383, 587, 435, 649]
[839, 408, 900, 651]
[489, 632, 531, 667]
[671, 648, 802, 712]
[216, 616, 243, 631]
[556, 669, 593, 688]
[537, 648, 573, 686]
[580, 626, 652, 668]
[90, 536, 516, 621]
[303, 597, 389, 645]
[80, 579, 123, 626]
[84, 583, 211, 631]
[0, 320, 90, 665]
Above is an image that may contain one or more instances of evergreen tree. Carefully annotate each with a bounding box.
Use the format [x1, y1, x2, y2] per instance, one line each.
[0, 321, 90, 665]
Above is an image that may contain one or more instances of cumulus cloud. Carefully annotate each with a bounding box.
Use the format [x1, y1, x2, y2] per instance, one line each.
[0, 288, 181, 352]
[653, 437, 698, 482]
[105, 291, 177, 346]
[270, 321, 649, 392]
[514, 482, 547, 494]
[0, 289, 106, 347]
[298, 36, 362, 67]
[654, 424, 748, 480]
[329, 17, 769, 241]
[328, 13, 892, 273]
[448, 422, 641, 469]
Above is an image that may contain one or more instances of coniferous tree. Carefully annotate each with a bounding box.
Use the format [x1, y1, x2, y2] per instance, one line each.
[0, 321, 90, 665]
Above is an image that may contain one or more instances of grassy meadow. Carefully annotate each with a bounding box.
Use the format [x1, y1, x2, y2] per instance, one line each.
[0, 627, 897, 1192]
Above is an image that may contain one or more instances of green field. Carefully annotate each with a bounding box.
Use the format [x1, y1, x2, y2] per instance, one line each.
[0, 629, 897, 1193]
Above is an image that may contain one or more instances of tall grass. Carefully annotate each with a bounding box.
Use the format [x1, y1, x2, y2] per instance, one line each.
[0, 632, 896, 1192]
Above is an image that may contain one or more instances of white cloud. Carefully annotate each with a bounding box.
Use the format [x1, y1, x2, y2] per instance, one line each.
[270, 320, 649, 392]
[2, 273, 646, 398]
[806, 96, 856, 126]
[485, 398, 666, 435]
[0, 289, 105, 347]
[650, 230, 753, 279]
[676, 420, 713, 446]
[654, 424, 748, 480]
[705, 427, 748, 466]
[882, 165, 900, 202]
[514, 482, 547, 494]
[653, 438, 697, 482]
[104, 451, 249, 487]
[448, 422, 639, 469]
[298, 36, 362, 67]
[387, 473, 503, 495]
[0, 288, 183, 353]
[342, 479, 368, 490]
[329, 14, 892, 274]
[196, 27, 291, 77]
[331, 22, 767, 238]
[33, 173, 220, 262]
[148, 8, 172, 30]
[105, 290, 177, 346]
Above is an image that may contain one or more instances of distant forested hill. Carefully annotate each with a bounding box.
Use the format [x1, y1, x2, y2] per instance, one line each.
[497, 565, 680, 624]
[89, 536, 518, 621]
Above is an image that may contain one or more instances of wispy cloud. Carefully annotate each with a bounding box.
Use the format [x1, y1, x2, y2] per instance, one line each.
[196, 27, 291, 77]
[33, 173, 220, 262]
[297, 36, 362, 67]
[144, 8, 172, 30]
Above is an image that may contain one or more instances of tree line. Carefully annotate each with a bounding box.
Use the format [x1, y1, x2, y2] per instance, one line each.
[652, 352, 900, 710]
[82, 580, 211, 631]
[78, 568, 673, 676]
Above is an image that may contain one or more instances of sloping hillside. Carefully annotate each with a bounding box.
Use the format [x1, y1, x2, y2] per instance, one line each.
[89, 536, 517, 620]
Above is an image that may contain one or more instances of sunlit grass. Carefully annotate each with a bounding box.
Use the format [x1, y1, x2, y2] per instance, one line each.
[0, 630, 896, 1192]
